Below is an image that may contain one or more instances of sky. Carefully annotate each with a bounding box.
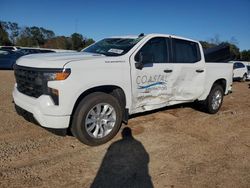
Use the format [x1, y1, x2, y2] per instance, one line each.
[1, 0, 250, 50]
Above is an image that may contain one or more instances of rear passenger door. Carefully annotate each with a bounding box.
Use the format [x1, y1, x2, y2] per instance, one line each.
[169, 38, 206, 101]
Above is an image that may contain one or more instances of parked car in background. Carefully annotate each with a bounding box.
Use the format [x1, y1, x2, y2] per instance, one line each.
[0, 46, 21, 51]
[17, 48, 55, 55]
[0, 47, 66, 70]
[247, 65, 250, 81]
[232, 62, 248, 81]
[0, 49, 24, 69]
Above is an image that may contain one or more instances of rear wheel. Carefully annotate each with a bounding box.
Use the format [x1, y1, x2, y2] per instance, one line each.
[203, 85, 224, 114]
[71, 92, 123, 146]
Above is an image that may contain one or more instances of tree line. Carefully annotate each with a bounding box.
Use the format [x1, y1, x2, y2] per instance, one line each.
[0, 20, 250, 60]
[0, 21, 95, 51]
[200, 40, 250, 61]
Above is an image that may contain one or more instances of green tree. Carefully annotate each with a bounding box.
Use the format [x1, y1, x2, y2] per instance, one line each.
[43, 36, 71, 49]
[40, 27, 55, 40]
[71, 33, 84, 51]
[84, 38, 95, 48]
[8, 22, 20, 44]
[200, 38, 241, 61]
[16, 37, 37, 47]
[0, 22, 12, 45]
[16, 27, 38, 47]
[222, 42, 240, 60]
[241, 50, 250, 61]
[0, 21, 9, 31]
[1, 20, 94, 50]
[199, 41, 216, 49]
[0, 21, 20, 45]
[30, 26, 44, 45]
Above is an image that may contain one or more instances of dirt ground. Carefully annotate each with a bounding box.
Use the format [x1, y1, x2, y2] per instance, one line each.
[0, 70, 249, 188]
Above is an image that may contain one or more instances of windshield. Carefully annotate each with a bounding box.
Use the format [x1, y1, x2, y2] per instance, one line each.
[82, 37, 143, 56]
[247, 65, 250, 71]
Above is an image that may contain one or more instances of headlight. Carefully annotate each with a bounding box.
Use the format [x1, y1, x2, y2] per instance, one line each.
[42, 68, 71, 105]
[43, 68, 71, 81]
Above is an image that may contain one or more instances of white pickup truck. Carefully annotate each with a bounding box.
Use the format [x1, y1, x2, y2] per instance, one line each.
[13, 34, 233, 146]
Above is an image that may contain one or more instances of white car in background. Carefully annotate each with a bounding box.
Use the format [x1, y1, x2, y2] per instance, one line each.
[247, 65, 250, 81]
[232, 62, 248, 81]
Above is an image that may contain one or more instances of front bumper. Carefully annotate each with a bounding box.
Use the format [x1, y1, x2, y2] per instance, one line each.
[13, 86, 70, 129]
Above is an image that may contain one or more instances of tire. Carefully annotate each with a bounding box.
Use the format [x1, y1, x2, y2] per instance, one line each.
[203, 85, 224, 114]
[242, 74, 247, 82]
[71, 92, 123, 146]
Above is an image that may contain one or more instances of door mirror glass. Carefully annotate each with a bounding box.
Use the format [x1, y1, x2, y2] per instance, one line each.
[135, 52, 144, 69]
[135, 51, 154, 69]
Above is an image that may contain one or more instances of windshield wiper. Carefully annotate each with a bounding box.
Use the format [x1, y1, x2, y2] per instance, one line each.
[81, 51, 106, 56]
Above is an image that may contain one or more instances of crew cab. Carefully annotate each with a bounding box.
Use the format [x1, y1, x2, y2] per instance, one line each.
[13, 34, 233, 146]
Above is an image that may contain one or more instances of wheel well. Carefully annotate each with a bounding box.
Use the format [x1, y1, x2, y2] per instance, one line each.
[71, 85, 126, 120]
[213, 79, 226, 92]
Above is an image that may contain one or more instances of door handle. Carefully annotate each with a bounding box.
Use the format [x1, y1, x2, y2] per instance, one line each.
[196, 69, 204, 73]
[164, 69, 173, 73]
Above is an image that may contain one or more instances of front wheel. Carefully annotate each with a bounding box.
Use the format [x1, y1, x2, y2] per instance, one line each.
[242, 74, 247, 82]
[203, 85, 224, 114]
[71, 92, 123, 146]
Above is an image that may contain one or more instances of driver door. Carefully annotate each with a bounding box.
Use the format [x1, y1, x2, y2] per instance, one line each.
[130, 37, 173, 113]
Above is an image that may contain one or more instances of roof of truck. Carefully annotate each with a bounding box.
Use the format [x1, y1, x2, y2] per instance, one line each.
[109, 33, 198, 43]
[109, 35, 139, 39]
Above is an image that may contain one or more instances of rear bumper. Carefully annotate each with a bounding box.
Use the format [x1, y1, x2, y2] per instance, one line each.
[13, 86, 70, 129]
[227, 85, 232, 94]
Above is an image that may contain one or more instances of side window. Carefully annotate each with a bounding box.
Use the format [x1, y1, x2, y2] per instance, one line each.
[239, 63, 245, 68]
[233, 63, 238, 69]
[173, 39, 201, 63]
[234, 62, 245, 69]
[0, 50, 10, 56]
[135, 37, 169, 63]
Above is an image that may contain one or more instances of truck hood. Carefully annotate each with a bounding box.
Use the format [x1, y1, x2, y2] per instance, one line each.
[16, 52, 105, 68]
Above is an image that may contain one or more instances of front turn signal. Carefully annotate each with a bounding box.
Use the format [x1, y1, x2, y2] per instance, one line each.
[55, 71, 71, 80]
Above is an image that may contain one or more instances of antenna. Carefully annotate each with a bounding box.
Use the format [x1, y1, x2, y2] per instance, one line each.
[75, 19, 78, 33]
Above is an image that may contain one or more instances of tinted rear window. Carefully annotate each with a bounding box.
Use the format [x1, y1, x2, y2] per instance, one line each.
[173, 39, 201, 63]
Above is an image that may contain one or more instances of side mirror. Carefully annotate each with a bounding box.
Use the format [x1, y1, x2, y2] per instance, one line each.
[135, 52, 144, 70]
[135, 52, 153, 70]
[135, 62, 144, 70]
